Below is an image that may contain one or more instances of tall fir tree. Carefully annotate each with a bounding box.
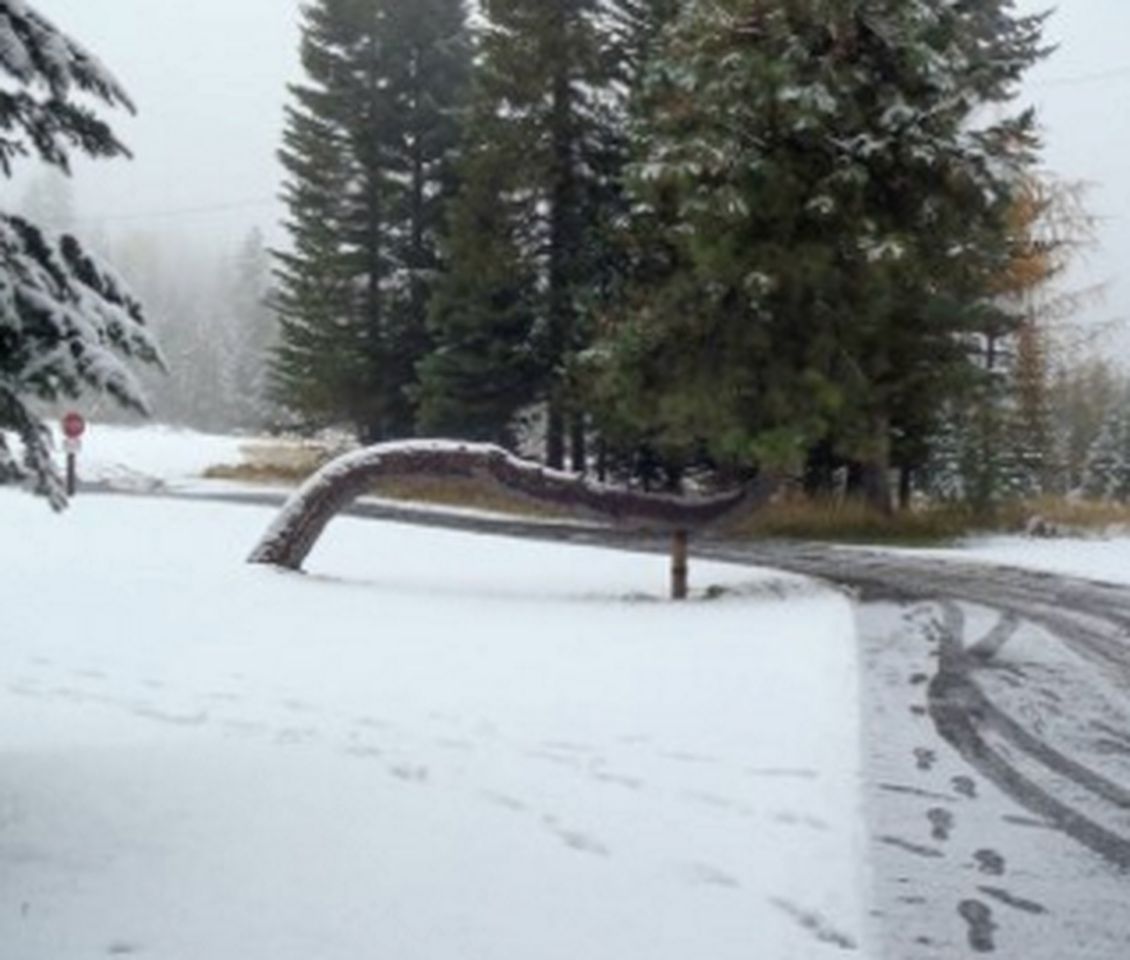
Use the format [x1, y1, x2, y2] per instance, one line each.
[419, 0, 639, 469]
[594, 0, 1047, 509]
[415, 142, 541, 446]
[271, 0, 470, 441]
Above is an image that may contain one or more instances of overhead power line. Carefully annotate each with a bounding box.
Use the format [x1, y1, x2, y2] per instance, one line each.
[71, 196, 278, 226]
[1033, 64, 1130, 90]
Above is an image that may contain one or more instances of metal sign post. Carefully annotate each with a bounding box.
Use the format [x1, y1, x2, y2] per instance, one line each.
[62, 413, 86, 497]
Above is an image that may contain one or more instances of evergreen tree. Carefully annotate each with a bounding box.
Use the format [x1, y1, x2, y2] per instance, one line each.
[415, 145, 541, 445]
[271, 0, 470, 441]
[226, 229, 277, 429]
[0, 1, 160, 507]
[1005, 319, 1055, 496]
[595, 0, 1046, 509]
[1082, 398, 1130, 502]
[422, 0, 636, 469]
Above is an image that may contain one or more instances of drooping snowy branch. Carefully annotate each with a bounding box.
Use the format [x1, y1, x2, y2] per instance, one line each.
[0, 2, 155, 508]
[0, 212, 162, 507]
[0, 0, 134, 174]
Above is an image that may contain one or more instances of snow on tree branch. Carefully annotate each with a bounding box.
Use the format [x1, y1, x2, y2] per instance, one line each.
[0, 2, 157, 508]
[0, 0, 134, 174]
[0, 0, 132, 107]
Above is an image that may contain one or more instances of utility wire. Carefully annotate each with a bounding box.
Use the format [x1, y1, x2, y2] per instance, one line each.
[71, 196, 278, 226]
[1032, 64, 1130, 89]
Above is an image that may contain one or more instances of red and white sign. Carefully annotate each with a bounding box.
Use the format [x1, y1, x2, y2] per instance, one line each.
[62, 412, 86, 440]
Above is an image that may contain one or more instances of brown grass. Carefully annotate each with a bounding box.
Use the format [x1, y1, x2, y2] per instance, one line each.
[995, 496, 1130, 536]
[203, 440, 337, 485]
[726, 495, 976, 546]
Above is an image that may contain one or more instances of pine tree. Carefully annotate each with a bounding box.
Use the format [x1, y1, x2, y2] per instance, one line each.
[596, 0, 1047, 509]
[1082, 398, 1130, 502]
[422, 0, 635, 469]
[1006, 319, 1054, 496]
[271, 0, 470, 441]
[226, 229, 277, 429]
[0, 2, 160, 507]
[415, 144, 541, 445]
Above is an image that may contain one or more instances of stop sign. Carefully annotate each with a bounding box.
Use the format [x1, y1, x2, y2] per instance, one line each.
[62, 412, 86, 440]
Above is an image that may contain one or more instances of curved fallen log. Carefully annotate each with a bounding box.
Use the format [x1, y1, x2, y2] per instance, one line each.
[248, 440, 775, 598]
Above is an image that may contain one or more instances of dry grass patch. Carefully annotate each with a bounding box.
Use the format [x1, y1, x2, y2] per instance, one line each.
[727, 495, 975, 546]
[203, 440, 338, 485]
[998, 496, 1130, 536]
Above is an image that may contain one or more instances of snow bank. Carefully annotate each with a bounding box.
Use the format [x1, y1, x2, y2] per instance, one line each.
[66, 423, 250, 489]
[0, 492, 867, 959]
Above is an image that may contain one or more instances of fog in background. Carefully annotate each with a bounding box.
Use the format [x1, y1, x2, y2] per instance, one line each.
[13, 1, 1130, 356]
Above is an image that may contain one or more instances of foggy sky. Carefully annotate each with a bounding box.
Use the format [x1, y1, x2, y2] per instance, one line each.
[18, 1, 1130, 349]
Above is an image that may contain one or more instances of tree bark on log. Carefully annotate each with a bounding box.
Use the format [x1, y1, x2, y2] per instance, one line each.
[249, 441, 777, 595]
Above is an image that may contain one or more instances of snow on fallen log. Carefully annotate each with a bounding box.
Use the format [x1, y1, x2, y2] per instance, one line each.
[248, 440, 774, 575]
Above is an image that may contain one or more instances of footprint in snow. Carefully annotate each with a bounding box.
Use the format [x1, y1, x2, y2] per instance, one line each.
[952, 776, 978, 799]
[344, 745, 384, 760]
[927, 807, 955, 843]
[388, 763, 429, 784]
[131, 706, 209, 728]
[974, 848, 1007, 877]
[75, 669, 107, 681]
[542, 816, 609, 857]
[482, 791, 529, 813]
[681, 861, 742, 889]
[592, 771, 643, 791]
[958, 899, 998, 953]
[274, 727, 318, 746]
[914, 748, 938, 772]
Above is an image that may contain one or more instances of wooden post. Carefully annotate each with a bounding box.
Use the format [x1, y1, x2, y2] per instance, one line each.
[671, 528, 689, 601]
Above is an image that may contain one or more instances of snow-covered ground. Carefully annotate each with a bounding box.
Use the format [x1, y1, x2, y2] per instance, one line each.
[68, 423, 251, 490]
[0, 490, 867, 959]
[877, 535, 1130, 589]
[859, 602, 1130, 958]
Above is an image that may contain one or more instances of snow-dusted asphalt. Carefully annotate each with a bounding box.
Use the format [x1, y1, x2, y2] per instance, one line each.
[84, 485, 1130, 956]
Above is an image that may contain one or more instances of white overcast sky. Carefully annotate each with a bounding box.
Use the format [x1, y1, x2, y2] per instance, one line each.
[17, 1, 1130, 347]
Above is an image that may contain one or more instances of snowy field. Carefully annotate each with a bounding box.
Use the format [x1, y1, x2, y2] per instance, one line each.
[69, 424, 251, 490]
[0, 489, 867, 959]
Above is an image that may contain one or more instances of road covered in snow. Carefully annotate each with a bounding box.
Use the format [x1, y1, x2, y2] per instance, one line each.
[711, 540, 1130, 957]
[0, 491, 866, 960]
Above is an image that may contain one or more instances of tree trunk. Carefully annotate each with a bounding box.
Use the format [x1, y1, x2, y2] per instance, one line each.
[546, 400, 566, 470]
[860, 414, 893, 516]
[898, 466, 913, 512]
[570, 414, 587, 475]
